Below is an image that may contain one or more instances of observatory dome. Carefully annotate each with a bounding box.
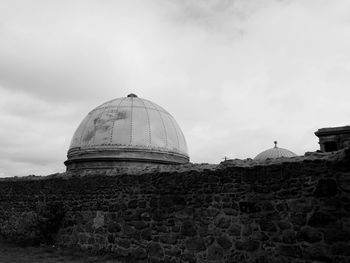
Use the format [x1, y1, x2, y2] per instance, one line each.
[254, 141, 297, 161]
[65, 94, 189, 170]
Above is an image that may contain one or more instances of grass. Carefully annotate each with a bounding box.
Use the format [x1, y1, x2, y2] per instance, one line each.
[0, 242, 122, 263]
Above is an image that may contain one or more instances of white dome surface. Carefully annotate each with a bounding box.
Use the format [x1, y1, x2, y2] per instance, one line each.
[254, 142, 297, 161]
[66, 94, 189, 169]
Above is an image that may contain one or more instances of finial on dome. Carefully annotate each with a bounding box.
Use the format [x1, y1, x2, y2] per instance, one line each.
[127, 93, 138, 98]
[274, 141, 278, 148]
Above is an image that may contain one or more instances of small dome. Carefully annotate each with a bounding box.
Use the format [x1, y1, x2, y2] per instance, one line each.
[65, 94, 189, 170]
[254, 141, 297, 161]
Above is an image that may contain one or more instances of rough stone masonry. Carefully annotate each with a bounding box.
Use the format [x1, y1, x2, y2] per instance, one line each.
[0, 148, 350, 263]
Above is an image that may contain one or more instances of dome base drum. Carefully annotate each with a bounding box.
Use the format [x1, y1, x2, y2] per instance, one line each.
[65, 146, 189, 170]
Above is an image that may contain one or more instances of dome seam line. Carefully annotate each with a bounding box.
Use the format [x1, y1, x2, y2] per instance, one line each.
[139, 98, 152, 146]
[129, 97, 134, 145]
[168, 114, 180, 150]
[79, 113, 94, 147]
[157, 108, 168, 147]
[109, 97, 127, 144]
[178, 125, 189, 154]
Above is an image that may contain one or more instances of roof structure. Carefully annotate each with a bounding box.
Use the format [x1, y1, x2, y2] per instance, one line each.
[254, 141, 297, 161]
[65, 94, 189, 170]
[314, 125, 350, 152]
[315, 125, 350, 136]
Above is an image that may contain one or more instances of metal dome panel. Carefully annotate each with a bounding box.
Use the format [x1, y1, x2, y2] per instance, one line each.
[65, 95, 189, 170]
[254, 142, 297, 161]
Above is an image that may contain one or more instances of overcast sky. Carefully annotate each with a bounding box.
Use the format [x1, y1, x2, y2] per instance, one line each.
[1, 0, 350, 177]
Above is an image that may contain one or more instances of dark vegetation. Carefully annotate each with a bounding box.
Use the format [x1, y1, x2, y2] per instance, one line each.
[0, 241, 121, 263]
[0, 201, 65, 246]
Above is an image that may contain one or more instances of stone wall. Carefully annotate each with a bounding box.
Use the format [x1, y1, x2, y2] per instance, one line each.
[0, 149, 350, 262]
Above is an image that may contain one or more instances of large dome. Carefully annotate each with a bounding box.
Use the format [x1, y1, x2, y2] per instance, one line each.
[254, 141, 297, 161]
[65, 94, 189, 170]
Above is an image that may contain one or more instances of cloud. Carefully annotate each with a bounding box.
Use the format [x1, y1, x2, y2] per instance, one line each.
[0, 0, 350, 176]
[0, 87, 80, 176]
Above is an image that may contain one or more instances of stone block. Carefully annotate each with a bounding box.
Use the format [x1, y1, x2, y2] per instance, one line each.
[160, 234, 177, 245]
[180, 253, 197, 263]
[204, 236, 215, 247]
[173, 195, 186, 206]
[239, 201, 260, 213]
[261, 201, 275, 211]
[93, 211, 104, 229]
[115, 247, 129, 258]
[228, 223, 241, 236]
[228, 251, 248, 262]
[276, 202, 288, 212]
[105, 212, 117, 222]
[138, 200, 147, 208]
[242, 224, 252, 236]
[149, 198, 159, 208]
[338, 172, 350, 193]
[141, 228, 152, 241]
[147, 242, 164, 258]
[235, 240, 259, 252]
[164, 247, 181, 257]
[107, 234, 115, 244]
[140, 212, 151, 221]
[197, 224, 210, 237]
[159, 196, 174, 208]
[282, 229, 296, 244]
[107, 222, 121, 233]
[314, 179, 337, 197]
[332, 242, 350, 256]
[278, 245, 302, 258]
[117, 238, 130, 248]
[291, 212, 307, 226]
[308, 211, 336, 227]
[152, 209, 167, 221]
[175, 207, 194, 219]
[128, 199, 138, 209]
[185, 237, 206, 252]
[215, 216, 231, 229]
[132, 247, 147, 259]
[297, 226, 322, 243]
[259, 219, 277, 232]
[303, 245, 332, 263]
[207, 245, 223, 260]
[121, 224, 138, 239]
[223, 208, 238, 216]
[322, 228, 350, 243]
[206, 207, 220, 217]
[181, 220, 197, 236]
[131, 220, 148, 230]
[251, 231, 269, 241]
[277, 221, 292, 230]
[217, 235, 232, 250]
